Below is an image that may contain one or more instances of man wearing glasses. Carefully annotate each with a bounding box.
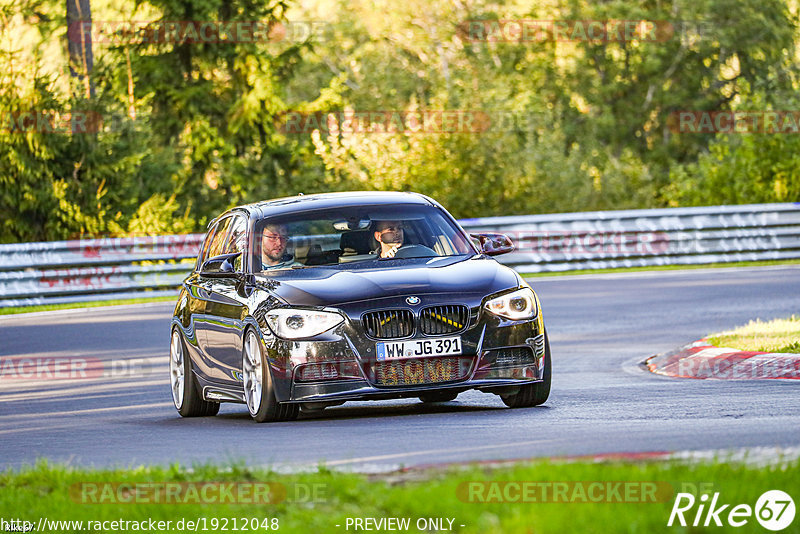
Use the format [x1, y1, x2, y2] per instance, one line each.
[261, 224, 300, 270]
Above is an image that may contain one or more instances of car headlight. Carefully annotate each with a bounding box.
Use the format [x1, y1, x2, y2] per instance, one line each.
[484, 287, 538, 320]
[265, 309, 344, 339]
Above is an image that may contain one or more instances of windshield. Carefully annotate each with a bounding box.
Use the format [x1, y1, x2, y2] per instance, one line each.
[252, 204, 475, 272]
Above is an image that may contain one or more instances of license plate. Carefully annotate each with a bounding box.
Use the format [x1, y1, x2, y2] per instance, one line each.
[376, 336, 462, 361]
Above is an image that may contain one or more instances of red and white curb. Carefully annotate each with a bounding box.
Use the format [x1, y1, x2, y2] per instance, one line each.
[646, 340, 800, 380]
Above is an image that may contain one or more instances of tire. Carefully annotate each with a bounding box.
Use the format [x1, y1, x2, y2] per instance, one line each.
[170, 329, 220, 417]
[418, 391, 459, 403]
[242, 329, 298, 423]
[501, 331, 551, 408]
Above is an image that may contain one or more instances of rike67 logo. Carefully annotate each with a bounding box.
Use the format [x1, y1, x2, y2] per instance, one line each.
[668, 490, 795, 531]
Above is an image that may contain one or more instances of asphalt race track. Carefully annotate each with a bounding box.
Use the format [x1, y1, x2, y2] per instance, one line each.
[1, 266, 799, 471]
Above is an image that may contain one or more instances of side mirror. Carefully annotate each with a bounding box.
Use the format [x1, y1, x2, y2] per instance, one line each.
[201, 252, 242, 276]
[470, 233, 515, 256]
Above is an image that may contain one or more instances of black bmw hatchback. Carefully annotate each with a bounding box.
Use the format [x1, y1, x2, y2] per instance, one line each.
[170, 191, 550, 422]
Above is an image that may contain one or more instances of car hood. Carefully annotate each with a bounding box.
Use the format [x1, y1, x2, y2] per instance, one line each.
[255, 256, 520, 307]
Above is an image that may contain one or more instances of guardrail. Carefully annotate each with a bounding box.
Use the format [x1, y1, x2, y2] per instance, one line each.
[0, 235, 203, 308]
[1, 203, 798, 308]
[460, 202, 800, 273]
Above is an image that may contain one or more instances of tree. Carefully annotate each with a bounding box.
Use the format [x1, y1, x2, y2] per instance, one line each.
[66, 0, 94, 98]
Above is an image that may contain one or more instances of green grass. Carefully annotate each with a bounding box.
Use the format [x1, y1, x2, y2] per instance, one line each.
[707, 315, 800, 354]
[2, 458, 799, 533]
[0, 296, 176, 316]
[521, 259, 800, 278]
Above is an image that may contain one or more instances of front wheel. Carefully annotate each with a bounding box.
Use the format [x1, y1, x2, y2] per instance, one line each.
[170, 329, 220, 417]
[242, 329, 298, 423]
[501, 332, 551, 408]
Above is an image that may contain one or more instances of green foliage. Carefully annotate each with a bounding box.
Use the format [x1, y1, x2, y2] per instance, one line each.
[664, 87, 800, 205]
[122, 0, 317, 217]
[125, 193, 195, 235]
[665, 125, 800, 205]
[0, 76, 186, 241]
[2, 0, 800, 242]
[300, 0, 799, 216]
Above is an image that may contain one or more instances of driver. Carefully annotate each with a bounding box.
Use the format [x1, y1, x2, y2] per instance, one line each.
[261, 224, 301, 270]
[373, 220, 405, 258]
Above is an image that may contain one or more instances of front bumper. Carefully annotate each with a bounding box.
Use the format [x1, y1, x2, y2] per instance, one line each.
[261, 292, 546, 403]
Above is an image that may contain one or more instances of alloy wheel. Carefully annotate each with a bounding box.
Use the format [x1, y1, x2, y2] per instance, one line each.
[169, 330, 185, 409]
[243, 331, 263, 414]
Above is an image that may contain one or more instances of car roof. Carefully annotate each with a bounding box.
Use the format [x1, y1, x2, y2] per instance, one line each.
[222, 191, 437, 222]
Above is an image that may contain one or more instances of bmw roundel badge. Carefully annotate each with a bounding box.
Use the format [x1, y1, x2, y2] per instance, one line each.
[406, 296, 420, 305]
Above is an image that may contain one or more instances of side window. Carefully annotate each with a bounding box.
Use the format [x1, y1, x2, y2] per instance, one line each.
[197, 222, 219, 270]
[223, 216, 247, 272]
[207, 217, 232, 260]
[403, 220, 425, 247]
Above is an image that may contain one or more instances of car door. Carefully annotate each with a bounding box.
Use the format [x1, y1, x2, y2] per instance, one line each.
[202, 214, 250, 385]
[192, 215, 235, 382]
[180, 219, 224, 380]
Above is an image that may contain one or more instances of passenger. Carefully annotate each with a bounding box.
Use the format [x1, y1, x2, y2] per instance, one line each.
[373, 220, 405, 258]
